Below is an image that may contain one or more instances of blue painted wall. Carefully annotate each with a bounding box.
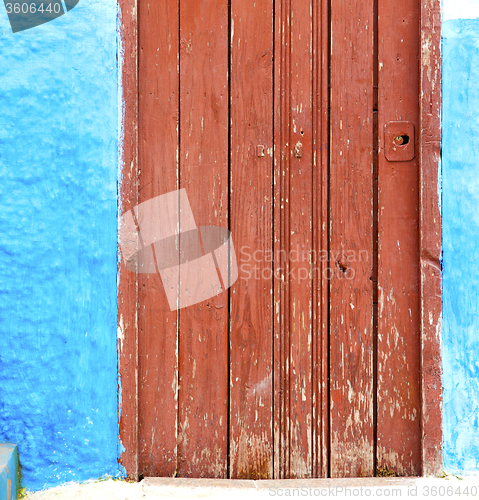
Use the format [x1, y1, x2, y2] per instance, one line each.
[0, 0, 120, 491]
[442, 7, 479, 473]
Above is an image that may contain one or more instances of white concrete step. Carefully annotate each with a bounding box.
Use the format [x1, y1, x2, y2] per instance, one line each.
[23, 476, 479, 500]
[0, 444, 18, 500]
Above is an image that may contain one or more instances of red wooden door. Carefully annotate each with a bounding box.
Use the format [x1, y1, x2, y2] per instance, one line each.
[131, 0, 422, 478]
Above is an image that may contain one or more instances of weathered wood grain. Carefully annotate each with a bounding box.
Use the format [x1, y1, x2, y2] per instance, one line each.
[420, 0, 443, 477]
[376, 0, 422, 476]
[313, 0, 331, 478]
[273, 0, 329, 479]
[137, 0, 180, 477]
[273, 0, 292, 478]
[177, 0, 230, 478]
[121, 0, 443, 480]
[118, 0, 139, 481]
[229, 0, 274, 479]
[329, 0, 375, 477]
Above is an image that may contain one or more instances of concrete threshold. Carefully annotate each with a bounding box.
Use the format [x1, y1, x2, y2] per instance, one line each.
[0, 444, 18, 500]
[24, 476, 479, 500]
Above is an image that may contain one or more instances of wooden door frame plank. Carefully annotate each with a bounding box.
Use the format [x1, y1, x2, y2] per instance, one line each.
[118, 0, 139, 481]
[117, 0, 443, 478]
[419, 0, 443, 477]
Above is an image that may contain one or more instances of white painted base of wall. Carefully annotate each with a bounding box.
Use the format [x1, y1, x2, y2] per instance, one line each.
[24, 476, 479, 500]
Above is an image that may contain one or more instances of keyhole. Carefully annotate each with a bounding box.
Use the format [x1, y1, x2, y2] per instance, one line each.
[394, 134, 410, 145]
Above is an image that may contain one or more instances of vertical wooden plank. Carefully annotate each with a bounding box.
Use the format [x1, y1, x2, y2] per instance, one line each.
[273, 0, 291, 477]
[377, 0, 422, 476]
[329, 0, 375, 477]
[118, 0, 139, 480]
[285, 1, 314, 476]
[229, 0, 274, 479]
[177, 0, 229, 477]
[137, 0, 179, 476]
[420, 0, 443, 477]
[312, 0, 331, 478]
[273, 0, 327, 479]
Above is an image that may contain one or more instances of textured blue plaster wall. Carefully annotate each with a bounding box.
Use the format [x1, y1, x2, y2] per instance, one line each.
[442, 16, 479, 472]
[0, 0, 120, 491]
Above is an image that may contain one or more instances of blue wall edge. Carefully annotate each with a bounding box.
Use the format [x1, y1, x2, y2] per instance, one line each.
[441, 17, 479, 474]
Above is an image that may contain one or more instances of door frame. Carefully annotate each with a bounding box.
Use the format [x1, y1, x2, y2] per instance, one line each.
[116, 0, 443, 479]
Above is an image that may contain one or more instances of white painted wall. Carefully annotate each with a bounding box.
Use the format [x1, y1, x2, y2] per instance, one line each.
[443, 0, 479, 21]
